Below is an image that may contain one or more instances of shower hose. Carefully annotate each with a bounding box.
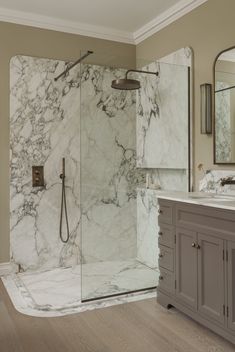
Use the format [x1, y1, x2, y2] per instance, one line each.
[59, 158, 70, 243]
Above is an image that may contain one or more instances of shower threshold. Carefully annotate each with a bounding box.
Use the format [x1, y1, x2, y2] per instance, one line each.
[1, 259, 158, 317]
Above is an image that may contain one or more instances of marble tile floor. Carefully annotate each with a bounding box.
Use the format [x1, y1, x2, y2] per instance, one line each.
[1, 259, 158, 318]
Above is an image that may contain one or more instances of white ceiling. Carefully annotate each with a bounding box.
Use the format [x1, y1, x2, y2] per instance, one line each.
[0, 0, 208, 43]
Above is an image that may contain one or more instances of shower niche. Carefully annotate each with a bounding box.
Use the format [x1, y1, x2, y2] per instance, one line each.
[9, 47, 192, 308]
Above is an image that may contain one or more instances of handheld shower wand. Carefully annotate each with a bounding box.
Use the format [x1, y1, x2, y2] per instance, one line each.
[59, 158, 70, 243]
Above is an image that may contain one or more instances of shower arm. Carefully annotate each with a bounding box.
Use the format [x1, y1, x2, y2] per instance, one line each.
[54, 50, 93, 82]
[125, 69, 159, 79]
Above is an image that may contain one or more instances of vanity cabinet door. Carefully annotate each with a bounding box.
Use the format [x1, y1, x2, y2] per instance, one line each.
[176, 228, 197, 310]
[197, 233, 225, 325]
[228, 241, 235, 332]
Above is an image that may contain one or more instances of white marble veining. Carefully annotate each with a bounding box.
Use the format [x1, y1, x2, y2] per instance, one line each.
[1, 260, 158, 317]
[9, 49, 192, 310]
[144, 169, 188, 192]
[80, 64, 145, 264]
[199, 169, 235, 195]
[10, 55, 81, 272]
[137, 189, 159, 269]
[136, 50, 189, 169]
[10, 56, 145, 273]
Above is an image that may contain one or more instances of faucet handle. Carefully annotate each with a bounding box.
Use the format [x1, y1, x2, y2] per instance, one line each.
[220, 176, 235, 187]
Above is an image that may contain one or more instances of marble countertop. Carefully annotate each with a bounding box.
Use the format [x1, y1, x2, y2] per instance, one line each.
[155, 191, 235, 211]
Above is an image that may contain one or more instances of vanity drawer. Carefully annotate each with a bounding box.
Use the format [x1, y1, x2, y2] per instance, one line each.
[158, 268, 174, 294]
[158, 224, 175, 248]
[159, 245, 174, 271]
[158, 200, 174, 225]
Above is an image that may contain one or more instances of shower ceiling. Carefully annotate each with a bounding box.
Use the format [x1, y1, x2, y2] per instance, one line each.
[0, 0, 208, 43]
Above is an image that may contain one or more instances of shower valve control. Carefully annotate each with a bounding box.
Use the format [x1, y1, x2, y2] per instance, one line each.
[32, 166, 44, 187]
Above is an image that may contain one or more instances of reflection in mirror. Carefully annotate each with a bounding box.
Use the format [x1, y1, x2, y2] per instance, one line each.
[215, 48, 235, 163]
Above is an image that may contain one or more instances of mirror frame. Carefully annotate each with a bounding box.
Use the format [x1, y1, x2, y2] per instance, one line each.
[213, 45, 235, 165]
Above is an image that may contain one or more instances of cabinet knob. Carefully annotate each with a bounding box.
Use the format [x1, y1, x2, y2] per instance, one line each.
[158, 231, 163, 236]
[159, 253, 163, 258]
[158, 209, 163, 214]
[159, 275, 164, 281]
[192, 242, 196, 247]
[196, 244, 200, 249]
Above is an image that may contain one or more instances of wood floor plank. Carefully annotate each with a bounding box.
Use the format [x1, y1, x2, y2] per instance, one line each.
[0, 280, 234, 352]
[0, 301, 24, 352]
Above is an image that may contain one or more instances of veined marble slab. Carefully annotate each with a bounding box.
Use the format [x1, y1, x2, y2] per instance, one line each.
[10, 55, 81, 271]
[199, 169, 235, 195]
[1, 260, 158, 317]
[136, 49, 190, 169]
[10, 56, 145, 272]
[137, 189, 159, 269]
[80, 64, 145, 263]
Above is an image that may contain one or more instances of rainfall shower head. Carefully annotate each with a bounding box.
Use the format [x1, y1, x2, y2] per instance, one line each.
[111, 69, 158, 90]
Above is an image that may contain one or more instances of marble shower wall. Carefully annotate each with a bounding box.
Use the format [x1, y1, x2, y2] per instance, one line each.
[137, 188, 159, 268]
[10, 56, 81, 271]
[136, 59, 189, 169]
[10, 56, 143, 272]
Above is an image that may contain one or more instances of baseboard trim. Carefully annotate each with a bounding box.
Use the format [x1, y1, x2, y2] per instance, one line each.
[0, 262, 15, 276]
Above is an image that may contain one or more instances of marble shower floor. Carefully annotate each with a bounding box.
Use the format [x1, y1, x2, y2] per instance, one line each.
[1, 259, 158, 317]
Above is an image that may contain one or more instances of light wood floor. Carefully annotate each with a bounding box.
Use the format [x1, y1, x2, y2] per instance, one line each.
[0, 281, 234, 352]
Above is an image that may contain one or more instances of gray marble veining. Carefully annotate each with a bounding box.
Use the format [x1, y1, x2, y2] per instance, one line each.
[136, 58, 189, 169]
[10, 55, 81, 271]
[199, 169, 235, 194]
[10, 56, 145, 272]
[1, 261, 157, 317]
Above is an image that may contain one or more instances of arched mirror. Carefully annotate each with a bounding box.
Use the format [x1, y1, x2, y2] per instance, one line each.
[214, 47, 235, 164]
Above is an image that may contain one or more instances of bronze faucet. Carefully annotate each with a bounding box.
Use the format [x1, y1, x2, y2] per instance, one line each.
[220, 176, 235, 187]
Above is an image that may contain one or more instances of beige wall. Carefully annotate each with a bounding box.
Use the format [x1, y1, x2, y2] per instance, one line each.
[0, 22, 135, 264]
[137, 0, 235, 190]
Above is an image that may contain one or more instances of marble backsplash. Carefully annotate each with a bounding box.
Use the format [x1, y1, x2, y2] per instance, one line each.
[199, 170, 235, 194]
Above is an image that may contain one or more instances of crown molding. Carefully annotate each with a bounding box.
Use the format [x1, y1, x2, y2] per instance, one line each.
[0, 1, 208, 45]
[0, 7, 135, 44]
[134, 0, 208, 44]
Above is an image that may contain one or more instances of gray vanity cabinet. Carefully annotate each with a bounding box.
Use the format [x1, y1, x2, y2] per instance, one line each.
[175, 229, 225, 322]
[197, 233, 225, 325]
[175, 228, 197, 310]
[157, 199, 235, 345]
[228, 241, 235, 332]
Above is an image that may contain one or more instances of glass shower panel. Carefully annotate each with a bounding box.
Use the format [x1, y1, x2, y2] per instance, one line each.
[80, 53, 190, 302]
[80, 54, 159, 302]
